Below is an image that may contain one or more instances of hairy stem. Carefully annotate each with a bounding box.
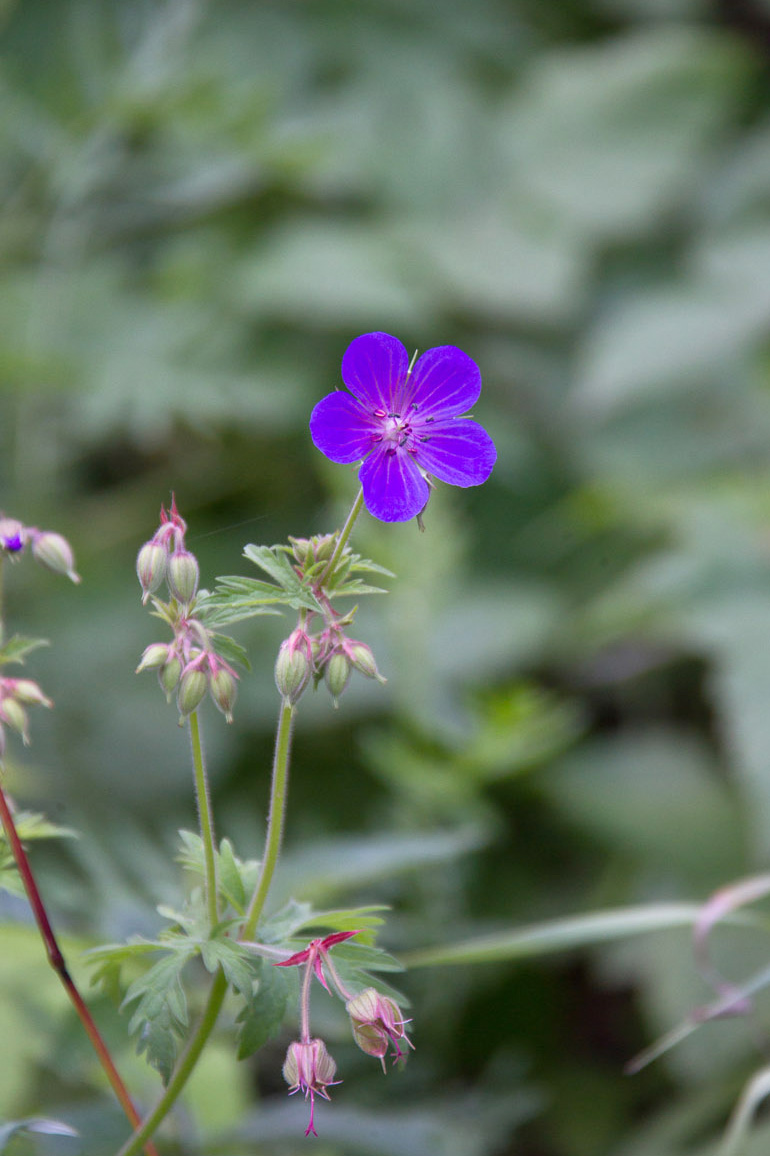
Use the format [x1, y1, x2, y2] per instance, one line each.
[189, 709, 219, 928]
[114, 969, 228, 1156]
[0, 782, 159, 1156]
[114, 696, 296, 1153]
[319, 486, 365, 587]
[242, 697, 295, 940]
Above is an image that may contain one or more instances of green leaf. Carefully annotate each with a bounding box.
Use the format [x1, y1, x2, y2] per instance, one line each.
[176, 829, 259, 916]
[200, 936, 261, 994]
[244, 544, 324, 611]
[290, 905, 389, 942]
[123, 946, 197, 1083]
[259, 899, 314, 944]
[400, 903, 715, 969]
[0, 1118, 78, 1149]
[0, 635, 48, 667]
[0, 812, 76, 898]
[236, 960, 290, 1059]
[211, 632, 251, 672]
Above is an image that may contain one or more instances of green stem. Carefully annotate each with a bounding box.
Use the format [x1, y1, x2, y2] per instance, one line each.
[319, 487, 365, 587]
[114, 697, 296, 1154]
[114, 969, 228, 1156]
[188, 710, 219, 928]
[242, 698, 295, 940]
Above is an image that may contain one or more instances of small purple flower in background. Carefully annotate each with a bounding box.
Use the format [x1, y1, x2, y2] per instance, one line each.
[0, 518, 25, 554]
[310, 332, 496, 523]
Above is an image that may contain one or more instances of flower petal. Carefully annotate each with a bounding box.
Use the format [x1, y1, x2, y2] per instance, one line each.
[341, 332, 409, 412]
[359, 445, 430, 523]
[414, 418, 496, 486]
[310, 392, 377, 464]
[407, 345, 481, 418]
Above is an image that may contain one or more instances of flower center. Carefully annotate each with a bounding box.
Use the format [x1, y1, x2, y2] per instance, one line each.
[373, 409, 416, 455]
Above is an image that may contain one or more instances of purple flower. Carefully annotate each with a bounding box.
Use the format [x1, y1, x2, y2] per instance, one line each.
[310, 332, 496, 523]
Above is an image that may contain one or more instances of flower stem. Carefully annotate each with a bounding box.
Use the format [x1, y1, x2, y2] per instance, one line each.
[319, 487, 365, 587]
[188, 709, 219, 929]
[0, 780, 159, 1156]
[114, 969, 228, 1156]
[113, 696, 296, 1155]
[242, 697, 295, 940]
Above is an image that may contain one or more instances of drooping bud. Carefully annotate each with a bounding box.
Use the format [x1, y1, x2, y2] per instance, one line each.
[274, 629, 313, 705]
[159, 656, 183, 698]
[209, 667, 237, 723]
[346, 988, 414, 1070]
[346, 641, 386, 683]
[8, 679, 53, 708]
[135, 643, 173, 673]
[30, 532, 80, 584]
[0, 697, 30, 743]
[167, 548, 199, 604]
[324, 652, 351, 707]
[136, 542, 168, 603]
[176, 666, 208, 718]
[283, 1038, 339, 1137]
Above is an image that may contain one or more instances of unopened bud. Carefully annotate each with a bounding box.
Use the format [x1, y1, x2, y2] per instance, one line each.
[167, 549, 199, 604]
[137, 542, 168, 602]
[324, 652, 351, 707]
[289, 537, 312, 564]
[0, 698, 29, 741]
[31, 532, 80, 584]
[275, 631, 313, 705]
[159, 656, 183, 698]
[10, 679, 53, 708]
[136, 643, 172, 673]
[346, 987, 413, 1068]
[209, 667, 237, 723]
[176, 667, 208, 717]
[311, 534, 336, 563]
[347, 642, 386, 683]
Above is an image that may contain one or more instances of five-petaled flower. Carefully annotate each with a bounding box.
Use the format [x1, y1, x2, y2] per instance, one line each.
[275, 930, 360, 991]
[310, 332, 496, 523]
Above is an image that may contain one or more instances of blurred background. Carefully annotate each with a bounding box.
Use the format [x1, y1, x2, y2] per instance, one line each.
[3, 0, 770, 1152]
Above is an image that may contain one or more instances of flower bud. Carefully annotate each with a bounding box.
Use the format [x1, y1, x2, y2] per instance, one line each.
[324, 652, 351, 707]
[275, 630, 313, 705]
[9, 679, 53, 708]
[347, 641, 386, 683]
[159, 656, 183, 698]
[209, 667, 237, 723]
[167, 548, 199, 604]
[176, 666, 208, 717]
[31, 532, 80, 584]
[289, 537, 312, 565]
[0, 697, 29, 742]
[136, 643, 172, 673]
[311, 534, 336, 563]
[346, 988, 413, 1069]
[283, 1038, 338, 1137]
[136, 542, 168, 603]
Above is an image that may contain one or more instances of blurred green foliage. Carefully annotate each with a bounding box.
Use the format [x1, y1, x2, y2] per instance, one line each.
[4, 0, 770, 1152]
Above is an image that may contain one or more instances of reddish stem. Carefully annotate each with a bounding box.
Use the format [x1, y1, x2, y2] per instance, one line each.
[0, 782, 159, 1156]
